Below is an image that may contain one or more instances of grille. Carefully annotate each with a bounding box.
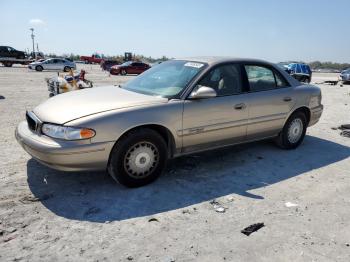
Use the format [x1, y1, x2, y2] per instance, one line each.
[26, 112, 37, 132]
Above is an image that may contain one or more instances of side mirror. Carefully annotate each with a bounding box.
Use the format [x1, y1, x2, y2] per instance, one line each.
[188, 85, 217, 99]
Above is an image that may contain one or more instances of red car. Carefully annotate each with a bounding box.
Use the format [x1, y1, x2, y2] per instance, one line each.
[110, 61, 150, 75]
[80, 54, 104, 64]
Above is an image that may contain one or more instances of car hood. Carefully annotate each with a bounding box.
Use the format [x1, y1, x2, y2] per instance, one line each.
[33, 86, 168, 124]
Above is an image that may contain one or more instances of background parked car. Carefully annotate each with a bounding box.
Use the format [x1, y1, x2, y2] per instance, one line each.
[110, 61, 150, 75]
[28, 58, 76, 72]
[340, 69, 350, 83]
[80, 54, 104, 64]
[101, 60, 120, 71]
[0, 46, 26, 59]
[285, 63, 312, 83]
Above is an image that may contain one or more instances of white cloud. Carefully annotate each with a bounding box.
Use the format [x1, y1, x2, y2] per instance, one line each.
[29, 19, 45, 25]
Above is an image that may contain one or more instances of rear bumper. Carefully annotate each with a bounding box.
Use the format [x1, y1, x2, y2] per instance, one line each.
[15, 121, 115, 171]
[309, 105, 323, 126]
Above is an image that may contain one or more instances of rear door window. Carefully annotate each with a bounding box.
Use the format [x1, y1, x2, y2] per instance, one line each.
[245, 65, 289, 92]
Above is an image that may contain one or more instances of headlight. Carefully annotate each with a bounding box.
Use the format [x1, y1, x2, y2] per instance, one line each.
[41, 124, 95, 140]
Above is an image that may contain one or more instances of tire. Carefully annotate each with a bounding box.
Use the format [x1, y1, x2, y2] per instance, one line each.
[275, 111, 307, 149]
[3, 62, 13, 67]
[120, 69, 127, 75]
[63, 66, 70, 72]
[304, 77, 310, 84]
[35, 65, 43, 72]
[108, 128, 167, 187]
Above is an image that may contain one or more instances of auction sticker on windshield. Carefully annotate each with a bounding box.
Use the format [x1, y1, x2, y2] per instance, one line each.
[184, 62, 204, 68]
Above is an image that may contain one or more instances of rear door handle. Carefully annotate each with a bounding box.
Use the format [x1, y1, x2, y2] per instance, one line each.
[283, 97, 292, 102]
[234, 103, 246, 110]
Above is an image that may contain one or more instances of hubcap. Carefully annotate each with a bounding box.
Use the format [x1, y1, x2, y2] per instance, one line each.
[288, 118, 303, 143]
[124, 142, 159, 179]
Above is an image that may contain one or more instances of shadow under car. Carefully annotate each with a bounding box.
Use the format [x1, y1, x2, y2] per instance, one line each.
[26, 135, 350, 222]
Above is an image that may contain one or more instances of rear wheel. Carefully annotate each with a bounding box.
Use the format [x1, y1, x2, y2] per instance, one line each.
[3, 62, 13, 67]
[108, 128, 167, 187]
[35, 65, 43, 72]
[275, 112, 307, 149]
[63, 66, 70, 72]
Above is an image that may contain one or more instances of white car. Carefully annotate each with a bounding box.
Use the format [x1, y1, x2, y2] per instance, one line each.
[28, 58, 76, 72]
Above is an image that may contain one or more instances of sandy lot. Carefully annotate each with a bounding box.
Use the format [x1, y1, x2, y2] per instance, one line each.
[0, 64, 350, 262]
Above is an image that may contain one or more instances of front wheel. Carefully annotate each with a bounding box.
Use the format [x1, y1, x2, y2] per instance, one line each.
[35, 65, 43, 72]
[275, 112, 307, 149]
[108, 128, 167, 187]
[120, 69, 127, 75]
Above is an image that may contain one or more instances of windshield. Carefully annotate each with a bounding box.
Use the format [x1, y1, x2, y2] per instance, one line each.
[121, 61, 132, 66]
[123, 60, 206, 98]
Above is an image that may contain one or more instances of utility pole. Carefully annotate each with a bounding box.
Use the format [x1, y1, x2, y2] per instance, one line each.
[30, 28, 35, 59]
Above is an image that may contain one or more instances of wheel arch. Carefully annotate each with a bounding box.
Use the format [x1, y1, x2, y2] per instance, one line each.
[285, 106, 311, 127]
[108, 124, 177, 163]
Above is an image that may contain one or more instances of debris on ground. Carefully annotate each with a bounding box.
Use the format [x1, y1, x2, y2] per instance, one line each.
[6, 227, 17, 233]
[0, 95, 5, 99]
[126, 255, 133, 260]
[226, 196, 235, 202]
[84, 207, 101, 216]
[338, 124, 350, 138]
[315, 80, 338, 85]
[241, 223, 265, 236]
[340, 130, 350, 138]
[148, 218, 159, 222]
[285, 202, 299, 207]
[209, 200, 226, 213]
[3, 235, 16, 243]
[19, 194, 53, 204]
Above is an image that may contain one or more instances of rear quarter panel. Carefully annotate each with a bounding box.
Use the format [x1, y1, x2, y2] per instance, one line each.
[285, 84, 322, 124]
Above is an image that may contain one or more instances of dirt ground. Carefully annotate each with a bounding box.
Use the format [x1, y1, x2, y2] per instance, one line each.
[0, 64, 350, 262]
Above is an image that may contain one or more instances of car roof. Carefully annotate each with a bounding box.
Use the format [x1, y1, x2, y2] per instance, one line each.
[174, 56, 301, 87]
[174, 56, 271, 66]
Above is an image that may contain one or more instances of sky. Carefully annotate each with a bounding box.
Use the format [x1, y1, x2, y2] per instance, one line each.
[0, 0, 349, 63]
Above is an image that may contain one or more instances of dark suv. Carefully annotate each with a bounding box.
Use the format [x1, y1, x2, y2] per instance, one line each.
[0, 46, 26, 59]
[285, 63, 312, 83]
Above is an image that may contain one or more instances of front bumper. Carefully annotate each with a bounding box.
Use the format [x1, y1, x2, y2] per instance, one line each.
[110, 68, 120, 75]
[309, 104, 323, 126]
[15, 121, 115, 171]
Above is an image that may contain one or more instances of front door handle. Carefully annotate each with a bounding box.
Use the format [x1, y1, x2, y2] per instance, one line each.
[283, 97, 292, 102]
[234, 103, 246, 110]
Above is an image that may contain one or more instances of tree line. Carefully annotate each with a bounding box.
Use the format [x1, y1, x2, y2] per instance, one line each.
[45, 53, 170, 63]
